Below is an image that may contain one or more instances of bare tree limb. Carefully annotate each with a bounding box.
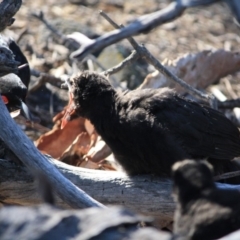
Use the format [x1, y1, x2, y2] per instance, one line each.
[31, 11, 74, 48]
[99, 11, 216, 106]
[0, 0, 22, 32]
[29, 69, 63, 93]
[71, 0, 221, 62]
[0, 157, 240, 223]
[0, 157, 175, 221]
[0, 97, 104, 209]
[214, 170, 240, 181]
[103, 50, 139, 76]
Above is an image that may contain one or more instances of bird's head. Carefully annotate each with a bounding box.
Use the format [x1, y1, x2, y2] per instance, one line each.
[172, 160, 214, 202]
[0, 39, 32, 120]
[61, 71, 115, 128]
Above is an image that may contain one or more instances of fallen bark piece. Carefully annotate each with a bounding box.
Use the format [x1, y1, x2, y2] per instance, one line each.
[35, 117, 86, 158]
[139, 50, 240, 93]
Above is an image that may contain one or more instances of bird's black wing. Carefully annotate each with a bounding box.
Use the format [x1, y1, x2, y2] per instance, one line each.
[143, 90, 240, 160]
[8, 40, 31, 90]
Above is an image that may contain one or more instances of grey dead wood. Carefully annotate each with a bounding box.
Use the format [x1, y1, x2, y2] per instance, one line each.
[0, 205, 172, 240]
[0, 158, 174, 222]
[0, 156, 240, 224]
[71, 0, 220, 62]
[0, 0, 22, 32]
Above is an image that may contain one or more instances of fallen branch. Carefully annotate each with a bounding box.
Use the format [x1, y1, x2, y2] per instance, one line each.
[103, 50, 139, 76]
[0, 157, 173, 221]
[0, 97, 104, 209]
[29, 69, 63, 93]
[0, 0, 22, 32]
[99, 11, 215, 106]
[71, 0, 220, 62]
[1, 156, 240, 223]
[31, 11, 75, 49]
[214, 170, 240, 181]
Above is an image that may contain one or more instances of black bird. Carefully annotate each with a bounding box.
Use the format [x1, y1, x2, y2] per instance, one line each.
[62, 71, 240, 182]
[0, 39, 32, 163]
[0, 39, 32, 120]
[172, 159, 240, 240]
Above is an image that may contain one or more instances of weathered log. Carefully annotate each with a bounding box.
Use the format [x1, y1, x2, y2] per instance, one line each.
[0, 158, 174, 221]
[1, 157, 240, 225]
[0, 0, 22, 32]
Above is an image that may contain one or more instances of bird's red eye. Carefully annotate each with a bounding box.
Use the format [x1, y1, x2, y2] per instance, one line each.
[1, 95, 9, 104]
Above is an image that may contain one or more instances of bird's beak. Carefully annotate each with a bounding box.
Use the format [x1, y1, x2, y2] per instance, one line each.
[61, 92, 76, 129]
[2, 95, 33, 122]
[19, 100, 33, 121]
[61, 78, 76, 129]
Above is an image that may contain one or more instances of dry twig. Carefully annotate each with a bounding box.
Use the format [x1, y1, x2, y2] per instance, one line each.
[71, 0, 220, 62]
[99, 11, 215, 106]
[29, 69, 63, 93]
[214, 169, 240, 181]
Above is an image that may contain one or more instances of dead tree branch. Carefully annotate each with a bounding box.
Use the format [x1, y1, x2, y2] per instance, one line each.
[71, 0, 220, 62]
[214, 170, 240, 181]
[0, 157, 240, 223]
[31, 11, 75, 49]
[31, 11, 120, 87]
[0, 0, 22, 32]
[99, 11, 215, 106]
[0, 97, 104, 209]
[0, 158, 173, 221]
[29, 69, 63, 93]
[103, 50, 139, 76]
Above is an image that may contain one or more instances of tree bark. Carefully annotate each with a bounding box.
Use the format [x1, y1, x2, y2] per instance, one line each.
[0, 158, 174, 221]
[0, 0, 22, 32]
[1, 157, 240, 224]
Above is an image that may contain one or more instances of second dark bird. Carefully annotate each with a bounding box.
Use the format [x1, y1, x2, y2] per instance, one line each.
[62, 71, 240, 182]
[0, 39, 32, 120]
[0, 39, 32, 163]
[172, 159, 240, 240]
